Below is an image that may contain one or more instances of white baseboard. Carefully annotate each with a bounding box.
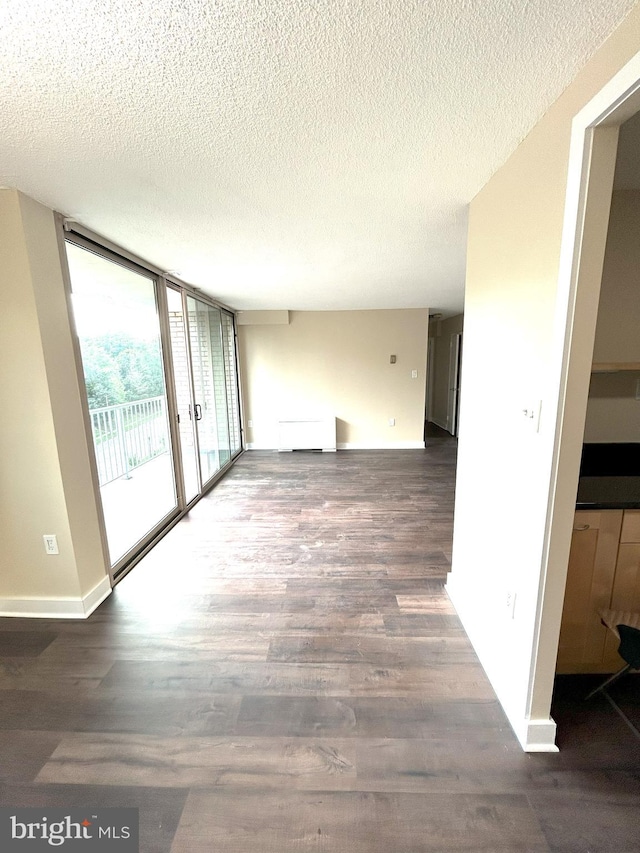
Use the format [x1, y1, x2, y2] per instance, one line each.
[0, 575, 112, 619]
[82, 575, 112, 615]
[337, 441, 426, 450]
[247, 441, 425, 451]
[514, 718, 558, 752]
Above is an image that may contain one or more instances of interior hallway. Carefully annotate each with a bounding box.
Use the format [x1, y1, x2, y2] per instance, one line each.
[0, 443, 639, 851]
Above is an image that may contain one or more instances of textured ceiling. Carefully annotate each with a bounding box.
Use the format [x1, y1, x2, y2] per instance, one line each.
[1, 1, 637, 313]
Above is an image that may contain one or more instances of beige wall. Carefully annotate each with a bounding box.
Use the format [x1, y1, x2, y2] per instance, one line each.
[584, 190, 640, 442]
[238, 309, 429, 449]
[446, 6, 640, 749]
[0, 189, 109, 615]
[428, 314, 464, 431]
[237, 310, 289, 325]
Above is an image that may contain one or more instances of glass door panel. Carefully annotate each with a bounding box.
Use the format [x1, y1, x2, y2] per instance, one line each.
[66, 243, 178, 567]
[186, 297, 230, 483]
[209, 307, 231, 468]
[166, 287, 200, 503]
[221, 311, 242, 456]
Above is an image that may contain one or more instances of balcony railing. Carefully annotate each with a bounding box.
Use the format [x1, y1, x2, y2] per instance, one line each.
[89, 396, 168, 486]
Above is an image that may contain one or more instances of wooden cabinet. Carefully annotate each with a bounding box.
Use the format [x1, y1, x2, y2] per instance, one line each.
[557, 510, 621, 673]
[557, 509, 640, 673]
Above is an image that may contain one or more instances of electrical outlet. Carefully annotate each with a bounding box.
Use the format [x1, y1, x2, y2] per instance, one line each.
[248, 420, 253, 428]
[506, 590, 517, 619]
[389, 418, 395, 426]
[411, 369, 418, 379]
[43, 534, 59, 555]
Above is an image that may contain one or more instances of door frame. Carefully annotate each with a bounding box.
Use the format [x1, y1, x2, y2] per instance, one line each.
[426, 334, 436, 428]
[527, 51, 640, 728]
[447, 332, 462, 436]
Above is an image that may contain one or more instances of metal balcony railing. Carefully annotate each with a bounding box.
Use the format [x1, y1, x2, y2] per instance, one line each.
[89, 396, 168, 486]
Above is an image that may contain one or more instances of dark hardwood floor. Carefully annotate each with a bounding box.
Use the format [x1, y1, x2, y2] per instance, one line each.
[1, 443, 639, 851]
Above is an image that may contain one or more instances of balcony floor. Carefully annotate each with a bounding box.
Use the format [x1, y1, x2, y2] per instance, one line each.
[100, 447, 232, 565]
[100, 453, 177, 565]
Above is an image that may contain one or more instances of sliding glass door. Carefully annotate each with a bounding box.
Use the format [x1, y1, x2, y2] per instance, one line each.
[65, 236, 243, 576]
[66, 242, 178, 568]
[167, 289, 243, 497]
[166, 286, 200, 504]
[187, 296, 235, 485]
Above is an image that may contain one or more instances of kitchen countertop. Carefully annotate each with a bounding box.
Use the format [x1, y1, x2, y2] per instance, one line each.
[576, 476, 640, 510]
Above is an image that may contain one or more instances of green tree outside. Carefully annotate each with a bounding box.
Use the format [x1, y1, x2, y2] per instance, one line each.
[82, 333, 165, 410]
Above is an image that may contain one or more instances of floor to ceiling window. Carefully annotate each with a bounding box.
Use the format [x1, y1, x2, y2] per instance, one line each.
[65, 236, 243, 578]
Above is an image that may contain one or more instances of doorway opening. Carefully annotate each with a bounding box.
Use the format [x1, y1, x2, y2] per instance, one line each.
[531, 50, 640, 744]
[426, 314, 464, 437]
[551, 105, 640, 742]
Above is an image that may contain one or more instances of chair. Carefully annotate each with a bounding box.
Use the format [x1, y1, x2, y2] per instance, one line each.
[585, 609, 640, 699]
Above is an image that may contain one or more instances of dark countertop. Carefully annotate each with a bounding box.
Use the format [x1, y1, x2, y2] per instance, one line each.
[576, 476, 640, 510]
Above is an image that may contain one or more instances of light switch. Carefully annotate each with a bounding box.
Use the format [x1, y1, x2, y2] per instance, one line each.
[390, 355, 396, 364]
[522, 400, 542, 432]
[43, 534, 59, 555]
[411, 370, 418, 379]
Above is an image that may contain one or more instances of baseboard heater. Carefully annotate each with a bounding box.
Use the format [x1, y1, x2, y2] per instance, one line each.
[278, 417, 337, 452]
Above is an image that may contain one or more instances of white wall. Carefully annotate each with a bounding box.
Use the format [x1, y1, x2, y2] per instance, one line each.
[0, 189, 110, 617]
[584, 189, 640, 442]
[238, 309, 429, 449]
[446, 6, 640, 750]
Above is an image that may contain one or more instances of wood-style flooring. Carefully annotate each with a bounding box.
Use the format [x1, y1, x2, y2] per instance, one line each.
[1, 444, 639, 852]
